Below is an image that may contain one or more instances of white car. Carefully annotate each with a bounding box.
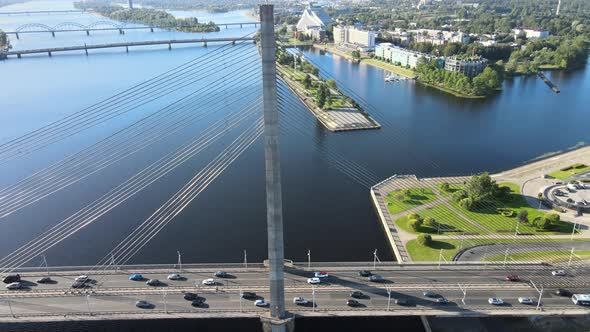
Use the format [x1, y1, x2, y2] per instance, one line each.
[167, 274, 182, 280]
[5, 282, 22, 290]
[75, 275, 89, 282]
[552, 270, 566, 276]
[488, 298, 504, 305]
[307, 277, 321, 284]
[293, 297, 309, 305]
[202, 278, 216, 285]
[314, 272, 329, 278]
[135, 300, 152, 309]
[518, 297, 533, 304]
[255, 299, 270, 307]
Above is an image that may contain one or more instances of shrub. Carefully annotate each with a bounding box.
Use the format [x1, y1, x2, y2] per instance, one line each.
[417, 234, 432, 247]
[440, 182, 450, 192]
[545, 213, 560, 223]
[423, 217, 438, 228]
[533, 216, 551, 230]
[560, 166, 573, 171]
[452, 190, 467, 202]
[518, 210, 529, 223]
[459, 197, 474, 211]
[409, 218, 423, 232]
[407, 213, 420, 221]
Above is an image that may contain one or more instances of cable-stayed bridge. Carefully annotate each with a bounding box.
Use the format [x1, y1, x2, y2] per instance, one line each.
[0, 4, 589, 330]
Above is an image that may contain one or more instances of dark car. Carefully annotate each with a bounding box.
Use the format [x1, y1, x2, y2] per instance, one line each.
[214, 271, 228, 278]
[191, 298, 205, 307]
[2, 274, 20, 284]
[395, 298, 410, 306]
[346, 299, 361, 307]
[358, 270, 372, 277]
[71, 281, 87, 289]
[241, 292, 257, 299]
[183, 292, 199, 301]
[556, 288, 572, 297]
[505, 275, 520, 282]
[37, 277, 52, 284]
[146, 279, 160, 286]
[350, 291, 364, 298]
[368, 274, 382, 282]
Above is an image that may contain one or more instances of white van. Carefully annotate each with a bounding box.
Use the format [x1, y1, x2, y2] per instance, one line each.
[572, 294, 590, 306]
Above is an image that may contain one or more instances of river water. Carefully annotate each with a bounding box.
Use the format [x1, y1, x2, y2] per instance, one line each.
[0, 0, 589, 269]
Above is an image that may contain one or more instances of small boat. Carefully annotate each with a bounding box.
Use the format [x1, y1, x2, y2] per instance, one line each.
[384, 75, 397, 82]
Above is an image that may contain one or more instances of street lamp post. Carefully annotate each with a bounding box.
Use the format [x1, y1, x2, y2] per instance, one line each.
[177, 251, 182, 271]
[458, 283, 467, 305]
[41, 254, 49, 275]
[244, 250, 248, 268]
[373, 249, 379, 270]
[6, 297, 14, 317]
[86, 294, 91, 315]
[307, 250, 311, 270]
[530, 281, 543, 311]
[163, 291, 168, 314]
[239, 288, 243, 312]
[568, 247, 576, 267]
[312, 285, 316, 312]
[503, 248, 510, 268]
[386, 287, 391, 311]
[571, 222, 577, 240]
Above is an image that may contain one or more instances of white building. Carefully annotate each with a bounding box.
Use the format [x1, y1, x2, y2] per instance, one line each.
[412, 29, 470, 44]
[512, 28, 550, 40]
[444, 57, 488, 79]
[375, 43, 436, 68]
[333, 26, 376, 50]
[296, 3, 333, 40]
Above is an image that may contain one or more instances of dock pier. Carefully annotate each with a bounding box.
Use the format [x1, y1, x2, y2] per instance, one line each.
[537, 72, 560, 93]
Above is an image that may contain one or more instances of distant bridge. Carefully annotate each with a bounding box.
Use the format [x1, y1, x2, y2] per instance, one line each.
[5, 37, 257, 58]
[0, 10, 90, 15]
[4, 21, 260, 39]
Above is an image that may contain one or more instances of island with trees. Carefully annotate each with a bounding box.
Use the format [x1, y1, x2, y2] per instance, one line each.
[73, 1, 219, 33]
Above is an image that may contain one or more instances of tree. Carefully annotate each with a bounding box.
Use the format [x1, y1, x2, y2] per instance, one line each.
[440, 182, 450, 192]
[316, 83, 327, 108]
[533, 217, 551, 230]
[303, 74, 312, 89]
[417, 234, 432, 247]
[326, 79, 337, 89]
[545, 213, 560, 223]
[423, 217, 438, 229]
[459, 197, 474, 211]
[409, 218, 423, 232]
[452, 189, 467, 202]
[351, 50, 361, 59]
[407, 213, 420, 220]
[518, 210, 528, 223]
[465, 173, 497, 204]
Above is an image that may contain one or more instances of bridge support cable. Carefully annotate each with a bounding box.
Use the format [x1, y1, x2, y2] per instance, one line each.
[90, 118, 264, 275]
[0, 101, 261, 274]
[276, 88, 379, 188]
[0, 64, 262, 219]
[0, 35, 257, 162]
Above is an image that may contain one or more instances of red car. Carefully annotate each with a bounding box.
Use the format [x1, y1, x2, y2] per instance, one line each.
[505, 275, 520, 281]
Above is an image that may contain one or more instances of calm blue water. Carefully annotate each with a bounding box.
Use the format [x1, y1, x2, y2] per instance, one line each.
[0, 0, 589, 269]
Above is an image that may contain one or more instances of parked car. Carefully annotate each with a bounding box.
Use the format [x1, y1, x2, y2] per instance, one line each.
[129, 274, 143, 281]
[5, 282, 21, 290]
[423, 290, 438, 298]
[135, 300, 152, 309]
[255, 299, 270, 307]
[368, 274, 382, 282]
[358, 270, 372, 277]
[75, 275, 89, 283]
[488, 298, 504, 305]
[346, 299, 361, 307]
[37, 277, 52, 284]
[202, 278, 216, 285]
[2, 274, 20, 284]
[314, 271, 329, 278]
[556, 288, 572, 297]
[552, 270, 566, 276]
[505, 275, 520, 281]
[293, 297, 309, 305]
[146, 279, 160, 286]
[183, 292, 199, 301]
[518, 297, 533, 304]
[307, 277, 320, 284]
[350, 291, 364, 298]
[214, 271, 228, 278]
[436, 297, 449, 304]
[241, 292, 257, 299]
[167, 274, 182, 280]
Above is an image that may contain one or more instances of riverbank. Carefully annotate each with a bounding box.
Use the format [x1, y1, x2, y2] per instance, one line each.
[418, 81, 486, 99]
[312, 44, 359, 63]
[361, 58, 417, 79]
[371, 146, 590, 262]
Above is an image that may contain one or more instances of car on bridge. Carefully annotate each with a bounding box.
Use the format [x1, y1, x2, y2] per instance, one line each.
[183, 292, 199, 301]
[129, 274, 143, 281]
[556, 288, 572, 297]
[75, 275, 89, 282]
[314, 272, 329, 278]
[505, 275, 520, 281]
[293, 297, 309, 305]
[255, 299, 270, 307]
[358, 270, 371, 277]
[436, 297, 449, 304]
[368, 274, 382, 282]
[518, 297, 534, 304]
[167, 274, 182, 280]
[36, 277, 52, 284]
[202, 278, 216, 286]
[71, 281, 87, 289]
[135, 300, 152, 309]
[241, 292, 257, 299]
[191, 298, 206, 307]
[5, 282, 22, 290]
[423, 290, 438, 298]
[350, 291, 364, 299]
[307, 277, 321, 284]
[146, 279, 161, 286]
[346, 299, 361, 307]
[214, 271, 228, 278]
[552, 270, 566, 276]
[572, 294, 590, 306]
[488, 298, 504, 305]
[395, 298, 410, 306]
[2, 274, 20, 284]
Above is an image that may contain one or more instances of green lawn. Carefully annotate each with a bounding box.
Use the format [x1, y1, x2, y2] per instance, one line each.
[485, 250, 590, 263]
[385, 188, 437, 215]
[548, 164, 590, 180]
[361, 58, 417, 78]
[438, 183, 464, 197]
[449, 183, 573, 235]
[395, 204, 485, 235]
